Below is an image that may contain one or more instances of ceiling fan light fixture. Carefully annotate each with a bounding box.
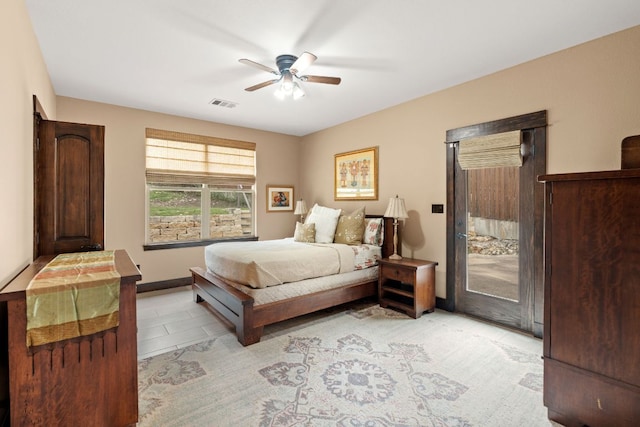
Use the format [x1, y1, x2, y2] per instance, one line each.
[292, 82, 305, 100]
[281, 71, 294, 94]
[274, 71, 305, 100]
[241, 51, 339, 100]
[274, 87, 286, 100]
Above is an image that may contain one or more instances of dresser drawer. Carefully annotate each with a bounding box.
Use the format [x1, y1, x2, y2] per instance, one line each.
[380, 264, 414, 284]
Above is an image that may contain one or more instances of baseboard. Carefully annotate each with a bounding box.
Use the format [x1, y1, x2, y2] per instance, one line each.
[533, 321, 543, 339]
[436, 296, 453, 312]
[136, 277, 191, 293]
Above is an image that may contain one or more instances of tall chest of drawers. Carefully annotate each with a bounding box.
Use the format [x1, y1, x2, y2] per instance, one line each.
[539, 169, 640, 426]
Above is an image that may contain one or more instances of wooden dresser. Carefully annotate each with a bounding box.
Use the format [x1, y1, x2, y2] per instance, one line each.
[538, 169, 640, 426]
[0, 249, 141, 426]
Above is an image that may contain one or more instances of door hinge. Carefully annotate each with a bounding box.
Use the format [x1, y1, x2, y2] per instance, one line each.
[36, 137, 40, 150]
[549, 192, 552, 205]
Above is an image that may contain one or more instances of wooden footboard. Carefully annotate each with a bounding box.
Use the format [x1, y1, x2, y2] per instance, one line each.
[191, 267, 262, 345]
[190, 267, 377, 346]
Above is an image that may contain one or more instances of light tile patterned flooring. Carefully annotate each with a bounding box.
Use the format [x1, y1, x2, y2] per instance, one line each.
[136, 286, 233, 359]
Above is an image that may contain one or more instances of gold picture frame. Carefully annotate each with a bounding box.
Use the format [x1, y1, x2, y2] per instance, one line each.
[266, 185, 294, 212]
[334, 146, 378, 200]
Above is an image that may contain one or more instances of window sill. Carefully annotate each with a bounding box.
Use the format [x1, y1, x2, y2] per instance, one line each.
[143, 235, 258, 251]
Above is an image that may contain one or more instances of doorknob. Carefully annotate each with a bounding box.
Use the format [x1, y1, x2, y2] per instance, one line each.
[456, 232, 467, 239]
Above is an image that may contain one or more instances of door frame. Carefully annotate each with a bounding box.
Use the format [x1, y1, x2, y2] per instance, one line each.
[32, 96, 48, 259]
[444, 111, 547, 336]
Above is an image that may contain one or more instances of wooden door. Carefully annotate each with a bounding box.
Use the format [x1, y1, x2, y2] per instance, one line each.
[445, 111, 547, 336]
[35, 119, 105, 257]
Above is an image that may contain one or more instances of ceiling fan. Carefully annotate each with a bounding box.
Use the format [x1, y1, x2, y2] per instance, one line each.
[239, 52, 341, 99]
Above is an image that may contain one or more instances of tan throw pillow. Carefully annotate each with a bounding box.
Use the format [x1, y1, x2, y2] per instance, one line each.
[294, 222, 315, 243]
[334, 206, 366, 245]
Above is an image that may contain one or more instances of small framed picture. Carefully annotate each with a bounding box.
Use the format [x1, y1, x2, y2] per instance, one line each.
[335, 146, 378, 200]
[266, 185, 294, 212]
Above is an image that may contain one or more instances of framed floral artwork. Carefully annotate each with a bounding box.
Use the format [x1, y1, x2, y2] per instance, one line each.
[334, 146, 378, 200]
[266, 185, 294, 212]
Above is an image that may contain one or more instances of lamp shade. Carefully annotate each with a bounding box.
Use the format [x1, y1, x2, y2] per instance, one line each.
[294, 200, 308, 216]
[384, 195, 408, 219]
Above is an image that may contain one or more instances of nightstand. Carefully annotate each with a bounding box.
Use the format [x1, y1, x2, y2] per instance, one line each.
[378, 257, 438, 318]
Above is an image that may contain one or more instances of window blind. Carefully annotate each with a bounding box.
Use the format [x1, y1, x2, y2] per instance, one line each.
[145, 128, 256, 187]
[458, 130, 522, 170]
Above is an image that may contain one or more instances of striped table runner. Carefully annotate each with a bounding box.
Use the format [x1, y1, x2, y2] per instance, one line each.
[26, 250, 121, 347]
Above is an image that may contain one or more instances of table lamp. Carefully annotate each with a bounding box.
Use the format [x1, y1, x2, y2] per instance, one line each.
[384, 195, 408, 260]
[294, 199, 308, 222]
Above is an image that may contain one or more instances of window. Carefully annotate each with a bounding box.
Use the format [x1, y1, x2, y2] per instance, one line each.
[145, 128, 256, 247]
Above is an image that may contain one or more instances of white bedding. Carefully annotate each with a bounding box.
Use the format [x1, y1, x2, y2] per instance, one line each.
[204, 238, 380, 288]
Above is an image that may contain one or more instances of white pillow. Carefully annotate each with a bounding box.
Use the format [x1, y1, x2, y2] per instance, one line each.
[304, 203, 341, 243]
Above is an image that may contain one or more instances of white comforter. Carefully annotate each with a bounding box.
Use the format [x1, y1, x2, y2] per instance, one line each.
[204, 239, 355, 288]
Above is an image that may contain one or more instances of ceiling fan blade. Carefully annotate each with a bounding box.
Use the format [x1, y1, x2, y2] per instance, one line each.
[290, 51, 317, 75]
[299, 75, 341, 85]
[245, 79, 280, 91]
[239, 58, 279, 75]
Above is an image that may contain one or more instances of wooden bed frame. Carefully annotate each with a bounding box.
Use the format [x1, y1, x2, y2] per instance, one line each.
[190, 215, 395, 346]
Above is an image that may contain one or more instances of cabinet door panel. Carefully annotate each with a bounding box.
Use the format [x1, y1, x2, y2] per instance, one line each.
[548, 177, 640, 386]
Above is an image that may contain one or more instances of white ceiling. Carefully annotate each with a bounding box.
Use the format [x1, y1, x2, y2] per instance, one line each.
[26, 0, 640, 137]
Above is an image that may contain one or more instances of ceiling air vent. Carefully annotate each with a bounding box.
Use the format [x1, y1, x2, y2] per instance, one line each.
[209, 98, 238, 109]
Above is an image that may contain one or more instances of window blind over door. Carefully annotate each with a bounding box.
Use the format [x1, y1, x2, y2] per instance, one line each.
[458, 130, 522, 170]
[145, 128, 256, 188]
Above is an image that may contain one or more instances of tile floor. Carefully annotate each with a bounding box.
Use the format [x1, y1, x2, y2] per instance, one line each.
[136, 286, 233, 359]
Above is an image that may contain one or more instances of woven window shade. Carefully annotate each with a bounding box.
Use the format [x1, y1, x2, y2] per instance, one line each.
[458, 130, 522, 170]
[145, 128, 256, 187]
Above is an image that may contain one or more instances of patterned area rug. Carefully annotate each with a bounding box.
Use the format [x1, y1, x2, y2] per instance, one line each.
[138, 302, 553, 426]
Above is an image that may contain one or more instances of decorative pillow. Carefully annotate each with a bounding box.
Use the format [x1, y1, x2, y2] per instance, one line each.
[294, 222, 315, 243]
[334, 206, 366, 245]
[363, 217, 384, 246]
[304, 203, 341, 243]
[352, 244, 382, 269]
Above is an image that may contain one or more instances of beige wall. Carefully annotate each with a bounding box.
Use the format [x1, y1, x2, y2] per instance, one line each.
[3, 0, 639, 295]
[299, 25, 640, 298]
[0, 1, 56, 287]
[55, 98, 301, 283]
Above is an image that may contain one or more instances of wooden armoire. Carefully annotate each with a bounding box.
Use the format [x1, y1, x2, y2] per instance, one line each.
[538, 169, 640, 426]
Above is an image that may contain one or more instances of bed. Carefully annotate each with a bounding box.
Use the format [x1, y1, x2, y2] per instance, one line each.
[190, 212, 395, 346]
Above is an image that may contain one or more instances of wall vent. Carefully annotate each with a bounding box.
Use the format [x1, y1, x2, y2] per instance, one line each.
[209, 98, 238, 109]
